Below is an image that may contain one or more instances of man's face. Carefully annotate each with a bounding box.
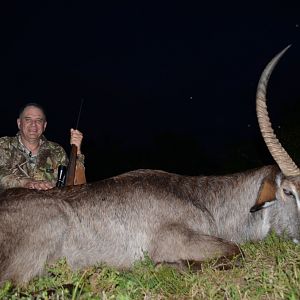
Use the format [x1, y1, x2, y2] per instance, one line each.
[17, 106, 47, 142]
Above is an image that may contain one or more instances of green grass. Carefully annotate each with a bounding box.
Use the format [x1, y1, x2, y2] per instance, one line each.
[1, 233, 300, 299]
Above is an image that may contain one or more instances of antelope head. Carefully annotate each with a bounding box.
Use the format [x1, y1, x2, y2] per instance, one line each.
[252, 45, 300, 212]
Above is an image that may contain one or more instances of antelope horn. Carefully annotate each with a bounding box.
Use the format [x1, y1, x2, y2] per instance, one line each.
[256, 45, 300, 177]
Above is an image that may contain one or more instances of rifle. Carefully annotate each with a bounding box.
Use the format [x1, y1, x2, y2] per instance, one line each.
[65, 144, 78, 186]
[56, 99, 84, 187]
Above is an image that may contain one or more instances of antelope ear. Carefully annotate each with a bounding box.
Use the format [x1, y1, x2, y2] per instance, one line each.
[250, 175, 277, 213]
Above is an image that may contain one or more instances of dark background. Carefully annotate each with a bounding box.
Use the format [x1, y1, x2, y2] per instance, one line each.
[1, 1, 300, 182]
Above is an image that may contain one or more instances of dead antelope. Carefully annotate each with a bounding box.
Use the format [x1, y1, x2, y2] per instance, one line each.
[0, 46, 299, 285]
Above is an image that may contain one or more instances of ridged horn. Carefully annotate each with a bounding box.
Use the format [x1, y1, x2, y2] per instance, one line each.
[256, 45, 300, 177]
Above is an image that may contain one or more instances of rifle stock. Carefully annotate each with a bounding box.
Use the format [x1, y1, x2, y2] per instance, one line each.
[65, 144, 78, 186]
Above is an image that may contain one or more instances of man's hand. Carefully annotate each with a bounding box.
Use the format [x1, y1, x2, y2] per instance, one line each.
[24, 179, 55, 190]
[70, 129, 83, 154]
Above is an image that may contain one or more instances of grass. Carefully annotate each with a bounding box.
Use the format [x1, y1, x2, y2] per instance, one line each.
[1, 233, 300, 299]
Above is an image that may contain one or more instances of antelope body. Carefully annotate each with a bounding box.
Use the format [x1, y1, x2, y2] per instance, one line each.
[1, 46, 300, 285]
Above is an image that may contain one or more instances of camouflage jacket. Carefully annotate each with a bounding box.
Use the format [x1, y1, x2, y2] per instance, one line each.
[0, 133, 84, 189]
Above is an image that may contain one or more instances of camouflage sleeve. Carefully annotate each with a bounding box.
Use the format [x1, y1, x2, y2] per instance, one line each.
[56, 145, 69, 167]
[0, 174, 28, 189]
[0, 138, 28, 189]
[76, 153, 85, 165]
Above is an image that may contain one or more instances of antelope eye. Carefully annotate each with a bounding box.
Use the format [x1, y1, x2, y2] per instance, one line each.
[283, 188, 295, 199]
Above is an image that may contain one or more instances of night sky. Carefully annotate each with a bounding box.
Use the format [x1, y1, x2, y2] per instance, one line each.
[1, 2, 300, 181]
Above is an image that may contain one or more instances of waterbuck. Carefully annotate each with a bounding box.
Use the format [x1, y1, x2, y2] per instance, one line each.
[0, 46, 299, 285]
